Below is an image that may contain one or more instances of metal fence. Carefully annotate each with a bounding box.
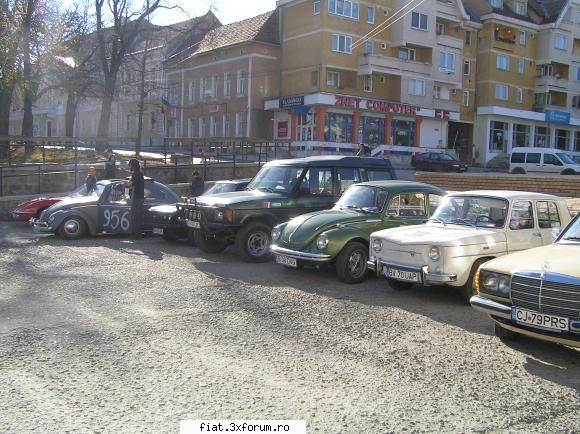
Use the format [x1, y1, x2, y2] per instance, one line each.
[0, 136, 292, 197]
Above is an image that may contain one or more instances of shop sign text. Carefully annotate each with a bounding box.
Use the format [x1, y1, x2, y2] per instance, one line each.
[335, 96, 418, 116]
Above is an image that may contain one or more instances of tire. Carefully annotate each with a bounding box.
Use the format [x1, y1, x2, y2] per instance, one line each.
[193, 230, 227, 254]
[561, 169, 576, 175]
[511, 167, 526, 174]
[388, 279, 414, 291]
[336, 241, 369, 283]
[58, 216, 87, 240]
[459, 258, 487, 304]
[235, 222, 272, 263]
[162, 228, 179, 242]
[494, 322, 517, 341]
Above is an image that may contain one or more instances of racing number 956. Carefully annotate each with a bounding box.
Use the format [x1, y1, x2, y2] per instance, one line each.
[103, 209, 130, 231]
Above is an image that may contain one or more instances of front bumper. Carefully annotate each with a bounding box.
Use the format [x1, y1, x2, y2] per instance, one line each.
[10, 210, 34, 221]
[368, 259, 458, 285]
[271, 245, 332, 263]
[30, 218, 53, 233]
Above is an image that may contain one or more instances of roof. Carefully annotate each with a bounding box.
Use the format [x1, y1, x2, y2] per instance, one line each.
[264, 156, 395, 169]
[461, 0, 566, 24]
[449, 190, 561, 200]
[527, 0, 567, 23]
[358, 180, 447, 194]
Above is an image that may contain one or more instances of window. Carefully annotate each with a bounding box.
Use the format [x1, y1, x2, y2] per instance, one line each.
[439, 51, 455, 72]
[149, 111, 156, 130]
[297, 167, 334, 197]
[367, 6, 374, 23]
[125, 113, 131, 131]
[314, 0, 320, 14]
[536, 201, 561, 229]
[408, 79, 426, 96]
[573, 95, 580, 109]
[328, 0, 359, 19]
[555, 34, 568, 50]
[463, 60, 470, 75]
[489, 0, 502, 7]
[535, 126, 550, 147]
[465, 30, 472, 46]
[209, 115, 217, 137]
[364, 40, 373, 54]
[517, 59, 524, 74]
[526, 152, 541, 163]
[511, 152, 525, 163]
[411, 12, 428, 30]
[199, 77, 207, 100]
[462, 90, 469, 106]
[337, 168, 362, 194]
[496, 54, 510, 71]
[509, 201, 534, 230]
[311, 70, 319, 86]
[540, 64, 553, 77]
[519, 31, 526, 45]
[237, 70, 247, 96]
[364, 75, 372, 92]
[516, 87, 523, 103]
[235, 112, 247, 137]
[574, 67, 580, 81]
[514, 1, 526, 15]
[434, 85, 441, 99]
[187, 119, 195, 138]
[512, 124, 530, 147]
[326, 71, 340, 87]
[436, 22, 444, 35]
[544, 153, 563, 166]
[399, 47, 416, 61]
[211, 75, 219, 99]
[199, 118, 205, 137]
[224, 73, 232, 98]
[495, 84, 508, 100]
[575, 131, 580, 151]
[188, 80, 196, 102]
[223, 113, 230, 136]
[490, 121, 508, 151]
[332, 34, 353, 53]
[556, 129, 569, 150]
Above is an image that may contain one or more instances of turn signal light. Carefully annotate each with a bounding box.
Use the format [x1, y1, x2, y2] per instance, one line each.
[224, 208, 234, 224]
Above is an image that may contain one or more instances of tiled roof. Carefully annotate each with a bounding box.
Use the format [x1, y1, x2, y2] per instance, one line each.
[528, 0, 567, 23]
[195, 10, 279, 55]
[461, 0, 565, 24]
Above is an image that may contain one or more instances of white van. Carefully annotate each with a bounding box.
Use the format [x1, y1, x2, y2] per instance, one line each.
[509, 147, 580, 175]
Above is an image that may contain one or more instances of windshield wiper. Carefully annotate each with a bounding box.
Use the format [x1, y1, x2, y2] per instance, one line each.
[562, 236, 580, 241]
[257, 187, 275, 192]
[428, 217, 446, 226]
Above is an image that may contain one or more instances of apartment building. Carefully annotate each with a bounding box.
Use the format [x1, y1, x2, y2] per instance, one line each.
[265, 0, 480, 158]
[164, 11, 280, 143]
[465, 0, 580, 164]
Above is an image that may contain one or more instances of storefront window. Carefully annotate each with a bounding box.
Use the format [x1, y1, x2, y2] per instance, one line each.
[298, 112, 317, 141]
[325, 112, 353, 143]
[360, 116, 385, 145]
[512, 124, 530, 147]
[556, 129, 569, 150]
[489, 121, 508, 151]
[535, 126, 550, 147]
[391, 119, 415, 146]
[575, 131, 580, 151]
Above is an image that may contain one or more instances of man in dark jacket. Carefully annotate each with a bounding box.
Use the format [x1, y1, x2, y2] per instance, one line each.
[191, 170, 205, 197]
[104, 149, 116, 179]
[125, 158, 145, 239]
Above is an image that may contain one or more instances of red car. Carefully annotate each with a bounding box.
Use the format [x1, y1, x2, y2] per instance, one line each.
[411, 151, 468, 172]
[10, 183, 95, 222]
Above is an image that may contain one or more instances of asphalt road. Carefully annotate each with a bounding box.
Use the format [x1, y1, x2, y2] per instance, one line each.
[0, 222, 578, 433]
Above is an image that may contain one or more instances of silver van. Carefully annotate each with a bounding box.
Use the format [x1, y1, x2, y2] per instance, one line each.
[509, 147, 580, 175]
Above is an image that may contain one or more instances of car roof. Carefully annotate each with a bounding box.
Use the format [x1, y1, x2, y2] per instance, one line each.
[263, 155, 394, 168]
[449, 190, 562, 200]
[355, 180, 446, 194]
[215, 178, 251, 184]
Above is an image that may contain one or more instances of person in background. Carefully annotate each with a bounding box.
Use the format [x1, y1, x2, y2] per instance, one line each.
[125, 158, 145, 239]
[356, 143, 371, 156]
[85, 167, 97, 195]
[104, 148, 116, 179]
[191, 170, 205, 197]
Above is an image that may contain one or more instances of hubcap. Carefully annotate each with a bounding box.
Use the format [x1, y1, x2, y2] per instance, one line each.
[64, 219, 80, 235]
[247, 231, 268, 256]
[348, 250, 366, 277]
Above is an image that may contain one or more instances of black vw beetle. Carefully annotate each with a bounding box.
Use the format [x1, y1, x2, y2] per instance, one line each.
[33, 178, 179, 239]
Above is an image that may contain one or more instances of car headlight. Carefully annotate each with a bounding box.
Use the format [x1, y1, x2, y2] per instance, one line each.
[215, 210, 224, 221]
[479, 270, 510, 297]
[429, 246, 440, 262]
[271, 227, 281, 242]
[372, 238, 382, 252]
[316, 233, 329, 250]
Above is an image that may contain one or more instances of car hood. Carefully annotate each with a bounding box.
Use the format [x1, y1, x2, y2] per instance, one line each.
[44, 196, 98, 214]
[280, 209, 372, 248]
[16, 196, 63, 210]
[194, 190, 288, 208]
[149, 204, 178, 215]
[372, 223, 504, 247]
[481, 244, 580, 278]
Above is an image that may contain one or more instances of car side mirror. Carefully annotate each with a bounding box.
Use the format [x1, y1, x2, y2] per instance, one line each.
[551, 227, 562, 239]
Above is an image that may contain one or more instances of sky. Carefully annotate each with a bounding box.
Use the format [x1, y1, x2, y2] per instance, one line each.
[154, 0, 277, 25]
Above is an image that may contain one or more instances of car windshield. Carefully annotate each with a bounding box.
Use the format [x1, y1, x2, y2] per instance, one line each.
[205, 183, 239, 195]
[440, 153, 455, 161]
[334, 185, 387, 212]
[431, 195, 508, 228]
[557, 215, 580, 243]
[556, 152, 575, 164]
[246, 166, 305, 193]
[69, 182, 107, 199]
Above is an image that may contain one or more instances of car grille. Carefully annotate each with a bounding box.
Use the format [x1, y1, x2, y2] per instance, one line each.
[511, 274, 580, 319]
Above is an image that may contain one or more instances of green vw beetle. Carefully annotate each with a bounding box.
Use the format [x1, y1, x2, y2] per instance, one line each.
[271, 181, 446, 283]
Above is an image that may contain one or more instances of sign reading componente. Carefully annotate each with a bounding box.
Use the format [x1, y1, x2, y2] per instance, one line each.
[335, 96, 419, 116]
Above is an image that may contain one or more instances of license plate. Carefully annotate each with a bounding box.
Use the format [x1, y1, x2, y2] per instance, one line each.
[186, 220, 200, 229]
[512, 308, 569, 331]
[276, 254, 297, 268]
[152, 227, 164, 235]
[383, 266, 421, 282]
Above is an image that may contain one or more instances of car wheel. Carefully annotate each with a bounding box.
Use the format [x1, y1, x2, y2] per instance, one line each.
[58, 216, 87, 240]
[162, 228, 179, 242]
[459, 258, 487, 304]
[235, 222, 272, 263]
[193, 230, 227, 253]
[336, 241, 368, 283]
[511, 167, 526, 174]
[561, 169, 576, 175]
[494, 322, 517, 341]
[388, 279, 414, 290]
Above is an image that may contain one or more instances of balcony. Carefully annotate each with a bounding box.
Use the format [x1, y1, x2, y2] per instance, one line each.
[437, 34, 464, 51]
[358, 54, 432, 77]
[433, 97, 460, 112]
[535, 75, 569, 91]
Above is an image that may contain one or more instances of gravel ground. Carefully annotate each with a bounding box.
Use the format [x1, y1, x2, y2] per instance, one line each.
[0, 222, 579, 433]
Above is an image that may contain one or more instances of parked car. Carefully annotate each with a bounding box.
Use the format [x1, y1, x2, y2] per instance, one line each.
[411, 152, 468, 172]
[368, 191, 571, 303]
[33, 178, 179, 239]
[150, 179, 250, 242]
[471, 213, 580, 348]
[181, 156, 397, 262]
[510, 147, 580, 175]
[271, 181, 445, 283]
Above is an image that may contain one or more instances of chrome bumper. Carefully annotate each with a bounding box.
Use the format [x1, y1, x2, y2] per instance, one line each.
[369, 259, 457, 284]
[469, 295, 512, 319]
[31, 218, 53, 233]
[271, 245, 332, 263]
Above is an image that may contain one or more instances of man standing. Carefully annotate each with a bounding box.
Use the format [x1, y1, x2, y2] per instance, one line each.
[191, 170, 205, 197]
[85, 167, 98, 195]
[126, 158, 144, 239]
[104, 148, 116, 179]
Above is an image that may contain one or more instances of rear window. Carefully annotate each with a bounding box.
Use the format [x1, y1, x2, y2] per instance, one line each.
[363, 169, 395, 181]
[511, 152, 525, 163]
[526, 153, 541, 164]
